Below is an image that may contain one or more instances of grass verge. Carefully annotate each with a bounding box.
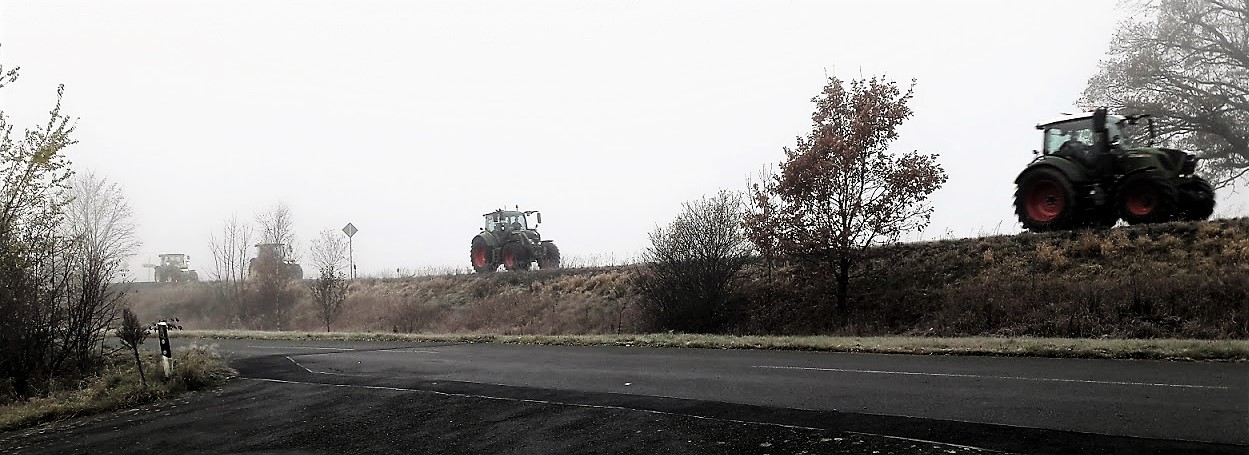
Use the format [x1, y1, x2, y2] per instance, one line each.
[0, 344, 237, 431]
[174, 330, 1249, 361]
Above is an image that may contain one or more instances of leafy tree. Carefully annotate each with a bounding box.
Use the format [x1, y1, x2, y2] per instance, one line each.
[1082, 0, 1249, 186]
[637, 190, 753, 333]
[308, 229, 350, 331]
[0, 52, 78, 397]
[747, 75, 946, 317]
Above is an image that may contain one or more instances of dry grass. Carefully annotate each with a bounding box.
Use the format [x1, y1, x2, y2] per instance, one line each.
[0, 344, 236, 431]
[173, 330, 1249, 361]
[129, 218, 1249, 340]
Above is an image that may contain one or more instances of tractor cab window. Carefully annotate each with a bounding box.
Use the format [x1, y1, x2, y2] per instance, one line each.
[484, 213, 528, 231]
[1043, 121, 1094, 155]
[504, 213, 527, 230]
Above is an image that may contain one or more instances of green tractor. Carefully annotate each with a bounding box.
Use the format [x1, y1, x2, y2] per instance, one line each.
[1014, 108, 1215, 231]
[470, 208, 561, 273]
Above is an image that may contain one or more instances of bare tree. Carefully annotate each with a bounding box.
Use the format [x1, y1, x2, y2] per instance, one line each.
[246, 203, 300, 330]
[1082, 0, 1249, 186]
[636, 190, 753, 333]
[255, 202, 298, 260]
[115, 308, 148, 387]
[308, 229, 350, 331]
[746, 75, 946, 316]
[56, 171, 140, 373]
[209, 215, 252, 326]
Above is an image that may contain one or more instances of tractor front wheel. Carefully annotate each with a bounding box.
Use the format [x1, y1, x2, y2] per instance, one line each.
[537, 242, 561, 270]
[1014, 167, 1079, 231]
[1177, 177, 1215, 221]
[470, 237, 496, 274]
[1117, 174, 1178, 225]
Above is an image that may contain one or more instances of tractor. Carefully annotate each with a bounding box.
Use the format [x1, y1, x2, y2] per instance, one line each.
[247, 243, 304, 281]
[470, 208, 560, 273]
[152, 253, 198, 283]
[1014, 108, 1215, 231]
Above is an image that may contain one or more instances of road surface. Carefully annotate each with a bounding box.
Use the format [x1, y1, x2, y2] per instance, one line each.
[1, 338, 1245, 454]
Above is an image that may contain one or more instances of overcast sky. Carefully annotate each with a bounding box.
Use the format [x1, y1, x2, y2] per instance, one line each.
[2, 1, 1243, 280]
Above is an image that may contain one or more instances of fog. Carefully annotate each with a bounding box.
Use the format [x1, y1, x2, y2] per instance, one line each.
[2, 1, 1241, 279]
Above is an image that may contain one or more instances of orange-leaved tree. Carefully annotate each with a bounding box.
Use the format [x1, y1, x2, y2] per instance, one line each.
[746, 75, 946, 317]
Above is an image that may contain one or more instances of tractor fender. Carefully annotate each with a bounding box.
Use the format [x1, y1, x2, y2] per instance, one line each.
[474, 231, 502, 248]
[1118, 165, 1164, 182]
[1015, 156, 1088, 185]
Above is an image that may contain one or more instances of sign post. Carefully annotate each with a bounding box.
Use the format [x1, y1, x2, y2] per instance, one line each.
[157, 321, 173, 377]
[342, 222, 358, 279]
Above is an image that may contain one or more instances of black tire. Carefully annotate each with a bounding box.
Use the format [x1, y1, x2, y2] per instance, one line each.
[470, 236, 496, 274]
[1014, 167, 1080, 231]
[1116, 173, 1179, 225]
[1077, 208, 1119, 229]
[1177, 177, 1215, 221]
[501, 243, 531, 271]
[537, 242, 561, 270]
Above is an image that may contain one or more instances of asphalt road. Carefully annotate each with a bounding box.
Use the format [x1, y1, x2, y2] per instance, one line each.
[2, 339, 1246, 454]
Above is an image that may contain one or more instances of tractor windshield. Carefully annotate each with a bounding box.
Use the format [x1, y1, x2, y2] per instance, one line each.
[1042, 120, 1094, 154]
[484, 212, 528, 232]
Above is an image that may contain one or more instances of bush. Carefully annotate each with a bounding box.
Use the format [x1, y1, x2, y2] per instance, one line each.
[0, 344, 235, 431]
[636, 191, 753, 333]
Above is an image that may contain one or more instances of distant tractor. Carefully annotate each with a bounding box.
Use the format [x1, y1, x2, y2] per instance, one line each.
[1014, 107, 1215, 231]
[247, 243, 304, 281]
[470, 208, 560, 273]
[151, 253, 199, 283]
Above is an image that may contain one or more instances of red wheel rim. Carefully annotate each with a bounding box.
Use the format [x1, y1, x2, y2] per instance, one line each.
[1124, 187, 1157, 216]
[1025, 179, 1065, 222]
[471, 247, 488, 267]
[503, 250, 516, 268]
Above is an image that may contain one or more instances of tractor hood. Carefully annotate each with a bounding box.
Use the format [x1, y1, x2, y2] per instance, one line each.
[1122, 146, 1199, 175]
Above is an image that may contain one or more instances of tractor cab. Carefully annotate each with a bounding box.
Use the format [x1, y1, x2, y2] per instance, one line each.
[254, 243, 292, 261]
[482, 210, 543, 233]
[1037, 112, 1154, 155]
[159, 253, 189, 268]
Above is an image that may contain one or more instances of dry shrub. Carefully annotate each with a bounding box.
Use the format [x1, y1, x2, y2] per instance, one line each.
[126, 218, 1249, 339]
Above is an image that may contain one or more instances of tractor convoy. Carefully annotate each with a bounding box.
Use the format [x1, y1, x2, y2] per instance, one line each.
[148, 108, 1216, 282]
[1014, 108, 1215, 231]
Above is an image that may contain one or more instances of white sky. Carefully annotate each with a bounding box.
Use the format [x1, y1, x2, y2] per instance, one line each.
[2, 1, 1243, 279]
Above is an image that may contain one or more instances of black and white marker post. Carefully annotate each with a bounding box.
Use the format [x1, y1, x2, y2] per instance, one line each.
[156, 321, 173, 377]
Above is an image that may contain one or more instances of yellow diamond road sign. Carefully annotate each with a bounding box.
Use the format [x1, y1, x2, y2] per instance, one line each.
[343, 223, 358, 238]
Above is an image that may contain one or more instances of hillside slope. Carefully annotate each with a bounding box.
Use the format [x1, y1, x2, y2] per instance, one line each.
[127, 218, 1249, 338]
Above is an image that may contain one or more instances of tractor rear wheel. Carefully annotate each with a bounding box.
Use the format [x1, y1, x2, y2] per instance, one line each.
[537, 242, 561, 270]
[502, 243, 530, 271]
[1015, 167, 1079, 231]
[1177, 177, 1215, 221]
[470, 237, 496, 274]
[1117, 174, 1178, 225]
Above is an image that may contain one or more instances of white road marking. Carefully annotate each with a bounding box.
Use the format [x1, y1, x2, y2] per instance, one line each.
[247, 345, 354, 351]
[242, 376, 994, 452]
[753, 365, 1230, 390]
[374, 348, 441, 354]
